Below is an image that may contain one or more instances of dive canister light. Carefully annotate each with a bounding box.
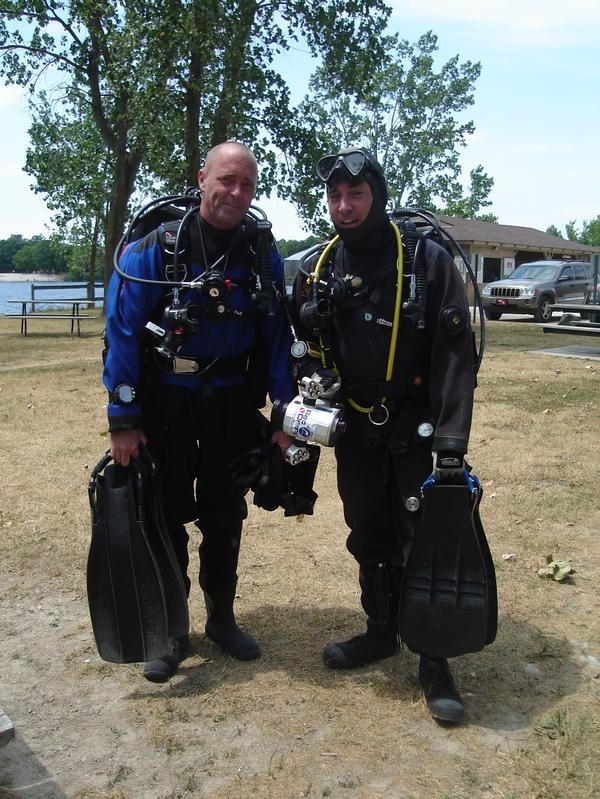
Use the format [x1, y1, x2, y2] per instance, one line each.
[272, 396, 346, 447]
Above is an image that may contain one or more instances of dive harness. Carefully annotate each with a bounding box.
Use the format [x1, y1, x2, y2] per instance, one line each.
[293, 208, 485, 426]
[111, 189, 279, 378]
[307, 220, 405, 425]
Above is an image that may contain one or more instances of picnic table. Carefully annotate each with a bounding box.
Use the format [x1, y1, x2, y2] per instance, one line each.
[540, 302, 600, 337]
[4, 298, 99, 336]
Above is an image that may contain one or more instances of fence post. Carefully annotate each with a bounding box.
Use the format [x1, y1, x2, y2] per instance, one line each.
[592, 253, 599, 303]
[472, 253, 480, 323]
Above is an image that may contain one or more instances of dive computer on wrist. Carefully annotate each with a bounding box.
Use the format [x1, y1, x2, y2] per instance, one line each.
[111, 384, 136, 405]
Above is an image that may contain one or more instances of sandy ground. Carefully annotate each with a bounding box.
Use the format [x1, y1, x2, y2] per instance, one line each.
[1, 317, 599, 799]
[0, 273, 64, 282]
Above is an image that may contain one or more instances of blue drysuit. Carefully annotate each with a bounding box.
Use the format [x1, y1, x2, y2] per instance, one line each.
[102, 214, 295, 596]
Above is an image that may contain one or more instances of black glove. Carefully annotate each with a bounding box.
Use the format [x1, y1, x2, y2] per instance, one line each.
[432, 451, 466, 483]
[282, 444, 320, 516]
[253, 444, 286, 511]
[230, 443, 285, 511]
[230, 443, 272, 490]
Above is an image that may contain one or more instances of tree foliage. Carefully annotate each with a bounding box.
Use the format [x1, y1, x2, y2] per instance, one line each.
[0, 234, 73, 274]
[565, 216, 600, 246]
[0, 0, 390, 284]
[25, 91, 110, 284]
[12, 236, 70, 273]
[441, 165, 496, 221]
[286, 31, 493, 233]
[0, 234, 27, 270]
[0, 0, 183, 283]
[276, 235, 322, 258]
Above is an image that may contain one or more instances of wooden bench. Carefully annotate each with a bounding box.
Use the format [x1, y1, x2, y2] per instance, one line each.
[4, 312, 98, 336]
[541, 302, 600, 337]
[541, 320, 600, 337]
[4, 298, 99, 336]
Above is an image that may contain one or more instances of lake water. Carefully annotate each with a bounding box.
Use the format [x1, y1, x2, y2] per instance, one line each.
[0, 280, 104, 315]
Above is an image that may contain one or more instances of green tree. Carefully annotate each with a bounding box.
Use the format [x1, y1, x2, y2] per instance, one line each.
[442, 165, 496, 221]
[545, 224, 563, 238]
[287, 31, 492, 233]
[11, 236, 69, 273]
[25, 92, 110, 294]
[566, 220, 579, 241]
[0, 0, 183, 285]
[276, 235, 322, 258]
[0, 234, 26, 271]
[565, 216, 600, 246]
[582, 217, 600, 246]
[0, 0, 390, 287]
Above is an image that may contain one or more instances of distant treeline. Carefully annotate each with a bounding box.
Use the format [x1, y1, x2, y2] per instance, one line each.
[0, 233, 323, 277]
[276, 235, 322, 258]
[0, 235, 71, 275]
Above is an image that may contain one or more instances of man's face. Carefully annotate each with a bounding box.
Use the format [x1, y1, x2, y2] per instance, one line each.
[198, 145, 257, 229]
[327, 179, 373, 230]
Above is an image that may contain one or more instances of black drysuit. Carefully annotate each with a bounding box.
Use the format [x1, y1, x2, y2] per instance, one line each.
[294, 224, 475, 624]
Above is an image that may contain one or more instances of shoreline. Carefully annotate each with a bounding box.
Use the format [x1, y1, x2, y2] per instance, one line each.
[0, 273, 66, 282]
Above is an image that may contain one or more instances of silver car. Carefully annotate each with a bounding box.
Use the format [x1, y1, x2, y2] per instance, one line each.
[481, 260, 592, 322]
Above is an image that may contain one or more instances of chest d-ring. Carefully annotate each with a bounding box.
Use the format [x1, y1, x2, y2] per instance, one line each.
[368, 402, 390, 426]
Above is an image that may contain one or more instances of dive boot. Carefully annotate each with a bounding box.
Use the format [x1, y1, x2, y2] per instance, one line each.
[204, 591, 260, 661]
[418, 655, 465, 723]
[323, 621, 398, 669]
[324, 561, 399, 669]
[143, 635, 188, 683]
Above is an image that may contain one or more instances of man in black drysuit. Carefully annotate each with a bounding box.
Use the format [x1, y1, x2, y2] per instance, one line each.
[291, 147, 475, 722]
[103, 141, 295, 682]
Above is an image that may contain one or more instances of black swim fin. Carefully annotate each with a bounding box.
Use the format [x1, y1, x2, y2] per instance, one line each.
[135, 450, 189, 639]
[400, 475, 497, 658]
[86, 447, 188, 664]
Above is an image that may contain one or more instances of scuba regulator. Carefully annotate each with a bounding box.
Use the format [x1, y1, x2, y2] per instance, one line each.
[292, 207, 485, 374]
[112, 188, 278, 376]
[284, 207, 485, 440]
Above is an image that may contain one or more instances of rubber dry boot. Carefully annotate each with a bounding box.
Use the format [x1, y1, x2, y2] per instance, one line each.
[323, 562, 399, 669]
[204, 589, 260, 661]
[143, 635, 189, 683]
[323, 620, 398, 669]
[418, 655, 465, 723]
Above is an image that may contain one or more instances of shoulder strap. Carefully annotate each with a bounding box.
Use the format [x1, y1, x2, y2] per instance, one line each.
[158, 219, 188, 282]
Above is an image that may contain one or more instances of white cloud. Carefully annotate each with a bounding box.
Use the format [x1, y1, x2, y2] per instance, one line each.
[390, 0, 600, 45]
[391, 0, 600, 26]
[0, 84, 24, 109]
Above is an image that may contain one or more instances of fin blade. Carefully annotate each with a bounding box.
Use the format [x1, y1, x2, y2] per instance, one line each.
[87, 461, 170, 663]
[400, 483, 497, 657]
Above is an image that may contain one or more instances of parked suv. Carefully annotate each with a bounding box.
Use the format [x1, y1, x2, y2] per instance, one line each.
[481, 260, 592, 322]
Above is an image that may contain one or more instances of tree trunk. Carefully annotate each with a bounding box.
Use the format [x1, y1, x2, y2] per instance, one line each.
[103, 132, 142, 292]
[87, 214, 100, 301]
[184, 50, 204, 187]
[210, 1, 257, 146]
[184, 0, 219, 186]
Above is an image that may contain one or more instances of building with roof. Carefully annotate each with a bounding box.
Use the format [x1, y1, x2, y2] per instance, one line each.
[438, 215, 600, 283]
[283, 215, 600, 293]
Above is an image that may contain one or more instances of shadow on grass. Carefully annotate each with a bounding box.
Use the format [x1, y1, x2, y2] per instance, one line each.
[125, 604, 585, 733]
[0, 737, 69, 799]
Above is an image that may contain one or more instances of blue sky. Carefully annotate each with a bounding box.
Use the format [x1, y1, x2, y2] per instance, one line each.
[0, 0, 598, 240]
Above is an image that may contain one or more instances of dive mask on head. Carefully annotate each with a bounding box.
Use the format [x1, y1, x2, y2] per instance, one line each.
[316, 147, 381, 184]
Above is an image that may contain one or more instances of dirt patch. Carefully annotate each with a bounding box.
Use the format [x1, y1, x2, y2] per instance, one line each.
[1, 317, 599, 798]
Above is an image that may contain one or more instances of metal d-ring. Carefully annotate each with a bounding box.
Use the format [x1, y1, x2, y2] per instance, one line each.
[368, 403, 389, 426]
